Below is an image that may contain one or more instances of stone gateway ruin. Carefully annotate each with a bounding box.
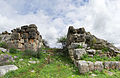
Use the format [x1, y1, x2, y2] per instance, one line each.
[0, 24, 44, 51]
[1, 25, 120, 74]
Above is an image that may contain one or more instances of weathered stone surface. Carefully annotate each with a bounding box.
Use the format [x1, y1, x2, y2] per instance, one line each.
[22, 33, 28, 39]
[115, 62, 120, 70]
[0, 65, 18, 77]
[0, 48, 8, 53]
[0, 34, 11, 42]
[86, 49, 96, 55]
[104, 61, 111, 70]
[69, 42, 87, 49]
[67, 26, 119, 57]
[68, 49, 74, 56]
[0, 24, 44, 51]
[74, 60, 79, 67]
[94, 61, 103, 71]
[88, 61, 94, 71]
[109, 61, 117, 69]
[78, 61, 89, 74]
[74, 49, 86, 60]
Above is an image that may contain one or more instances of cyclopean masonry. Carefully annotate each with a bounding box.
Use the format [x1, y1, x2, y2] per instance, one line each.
[66, 26, 120, 74]
[0, 24, 44, 51]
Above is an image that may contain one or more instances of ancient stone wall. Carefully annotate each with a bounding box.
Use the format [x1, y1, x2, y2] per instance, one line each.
[0, 24, 44, 51]
[66, 26, 120, 74]
[67, 26, 120, 60]
[75, 61, 120, 74]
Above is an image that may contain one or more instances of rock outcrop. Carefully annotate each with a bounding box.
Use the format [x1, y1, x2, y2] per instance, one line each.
[0, 24, 44, 51]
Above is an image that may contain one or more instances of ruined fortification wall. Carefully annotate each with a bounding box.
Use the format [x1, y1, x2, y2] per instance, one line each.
[0, 24, 44, 51]
[66, 26, 120, 74]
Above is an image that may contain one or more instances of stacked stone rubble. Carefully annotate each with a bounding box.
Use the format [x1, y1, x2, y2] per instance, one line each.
[66, 26, 120, 74]
[0, 24, 44, 51]
[67, 26, 120, 61]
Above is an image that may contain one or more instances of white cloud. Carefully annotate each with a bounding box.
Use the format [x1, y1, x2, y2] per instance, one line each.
[0, 0, 120, 47]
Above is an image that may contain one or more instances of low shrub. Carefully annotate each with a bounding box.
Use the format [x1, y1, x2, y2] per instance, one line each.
[81, 53, 120, 62]
[0, 54, 14, 66]
[0, 37, 2, 41]
[23, 48, 43, 58]
[102, 47, 109, 53]
[0, 42, 8, 49]
[9, 48, 19, 54]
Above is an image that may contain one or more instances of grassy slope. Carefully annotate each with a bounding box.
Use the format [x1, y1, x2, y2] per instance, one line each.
[0, 49, 120, 78]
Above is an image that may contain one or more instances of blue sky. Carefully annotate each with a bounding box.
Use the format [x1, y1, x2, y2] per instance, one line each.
[0, 0, 120, 47]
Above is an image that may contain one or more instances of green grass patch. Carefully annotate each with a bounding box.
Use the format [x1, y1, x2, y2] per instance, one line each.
[1, 48, 120, 78]
[81, 53, 120, 62]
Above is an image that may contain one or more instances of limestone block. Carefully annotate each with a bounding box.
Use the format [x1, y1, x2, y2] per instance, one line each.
[28, 32, 37, 39]
[17, 43, 23, 49]
[78, 61, 89, 74]
[23, 33, 28, 39]
[88, 61, 94, 71]
[0, 65, 18, 77]
[109, 61, 117, 69]
[21, 25, 28, 30]
[115, 62, 120, 70]
[20, 39, 24, 43]
[74, 60, 79, 67]
[94, 61, 103, 71]
[24, 39, 28, 43]
[74, 49, 86, 60]
[86, 49, 96, 55]
[68, 49, 74, 56]
[12, 33, 21, 40]
[104, 61, 111, 70]
[70, 42, 87, 49]
[29, 24, 37, 29]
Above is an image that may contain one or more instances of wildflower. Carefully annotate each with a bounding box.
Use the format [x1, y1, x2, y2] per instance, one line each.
[14, 56, 18, 59]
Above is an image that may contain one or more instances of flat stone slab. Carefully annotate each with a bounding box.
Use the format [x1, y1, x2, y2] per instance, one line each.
[0, 65, 18, 77]
[0, 48, 7, 53]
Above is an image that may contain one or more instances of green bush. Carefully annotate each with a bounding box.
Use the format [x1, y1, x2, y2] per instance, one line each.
[0, 37, 2, 41]
[0, 42, 8, 49]
[9, 48, 19, 54]
[57, 35, 67, 47]
[102, 47, 109, 53]
[23, 48, 43, 58]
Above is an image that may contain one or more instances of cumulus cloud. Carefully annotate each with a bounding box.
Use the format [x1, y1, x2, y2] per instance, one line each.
[0, 0, 120, 47]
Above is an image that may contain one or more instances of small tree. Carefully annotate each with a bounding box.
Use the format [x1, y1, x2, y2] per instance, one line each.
[57, 35, 67, 48]
[0, 42, 8, 49]
[42, 39, 49, 48]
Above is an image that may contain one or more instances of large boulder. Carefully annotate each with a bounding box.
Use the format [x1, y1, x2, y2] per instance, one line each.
[0, 48, 8, 53]
[78, 61, 89, 74]
[94, 61, 104, 71]
[0, 65, 18, 77]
